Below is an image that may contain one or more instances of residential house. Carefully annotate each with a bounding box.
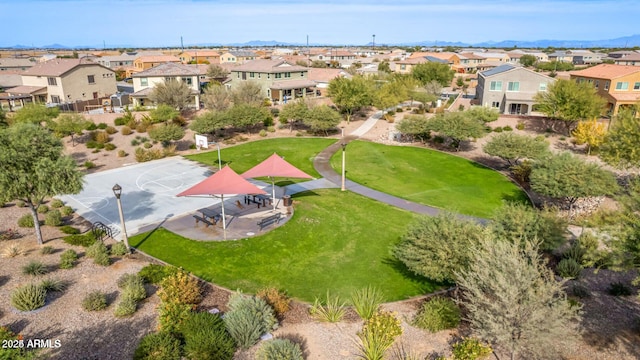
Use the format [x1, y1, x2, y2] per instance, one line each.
[0, 58, 34, 71]
[473, 52, 510, 64]
[456, 53, 485, 73]
[227, 59, 315, 103]
[547, 51, 574, 63]
[219, 50, 257, 64]
[394, 57, 429, 74]
[178, 50, 221, 64]
[95, 53, 137, 69]
[130, 62, 201, 108]
[476, 64, 555, 115]
[607, 50, 638, 59]
[613, 53, 640, 66]
[18, 58, 116, 104]
[307, 68, 351, 95]
[570, 64, 640, 115]
[131, 55, 181, 76]
[38, 54, 57, 63]
[568, 50, 604, 65]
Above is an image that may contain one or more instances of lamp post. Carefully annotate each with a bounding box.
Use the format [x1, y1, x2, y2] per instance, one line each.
[212, 141, 222, 170]
[112, 184, 130, 254]
[341, 143, 347, 191]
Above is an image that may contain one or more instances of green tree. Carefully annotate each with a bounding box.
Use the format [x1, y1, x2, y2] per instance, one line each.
[327, 76, 373, 123]
[600, 108, 640, 168]
[572, 119, 607, 155]
[519, 54, 537, 67]
[0, 123, 84, 245]
[310, 60, 328, 68]
[491, 202, 567, 251]
[377, 60, 391, 73]
[533, 79, 605, 134]
[466, 107, 499, 123]
[206, 64, 230, 81]
[149, 104, 180, 123]
[411, 62, 455, 87]
[189, 111, 229, 135]
[149, 80, 194, 110]
[279, 99, 310, 131]
[530, 152, 618, 212]
[303, 105, 342, 135]
[12, 104, 59, 125]
[202, 84, 232, 112]
[483, 133, 550, 166]
[0, 107, 7, 128]
[424, 80, 442, 98]
[393, 213, 488, 283]
[373, 80, 408, 114]
[50, 113, 92, 146]
[396, 115, 431, 143]
[231, 81, 263, 106]
[225, 104, 271, 131]
[455, 76, 464, 88]
[148, 123, 185, 146]
[456, 237, 578, 360]
[429, 112, 486, 151]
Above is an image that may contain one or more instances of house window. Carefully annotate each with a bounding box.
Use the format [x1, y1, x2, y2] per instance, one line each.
[489, 81, 502, 91]
[491, 101, 500, 108]
[182, 77, 192, 85]
[165, 77, 176, 82]
[87, 75, 95, 84]
[267, 74, 270, 79]
[634, 82, 640, 90]
[539, 83, 547, 91]
[275, 73, 282, 79]
[400, 64, 406, 70]
[47, 77, 57, 86]
[258, 73, 261, 79]
[595, 80, 599, 89]
[507, 82, 520, 92]
[93, 92, 98, 99]
[301, 72, 304, 77]
[51, 95, 60, 103]
[140, 78, 148, 86]
[604, 81, 610, 90]
[615, 82, 629, 90]
[249, 72, 255, 78]
[284, 73, 291, 78]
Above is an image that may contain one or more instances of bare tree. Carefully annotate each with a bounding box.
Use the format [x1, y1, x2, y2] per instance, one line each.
[231, 81, 263, 106]
[149, 80, 194, 110]
[202, 85, 232, 112]
[206, 64, 230, 82]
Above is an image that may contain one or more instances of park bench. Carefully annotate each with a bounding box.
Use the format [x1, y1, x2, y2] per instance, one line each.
[257, 213, 282, 230]
[193, 214, 215, 227]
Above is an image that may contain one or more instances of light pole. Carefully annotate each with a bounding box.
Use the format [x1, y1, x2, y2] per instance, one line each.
[372, 34, 376, 52]
[112, 184, 130, 254]
[212, 141, 222, 170]
[341, 143, 347, 191]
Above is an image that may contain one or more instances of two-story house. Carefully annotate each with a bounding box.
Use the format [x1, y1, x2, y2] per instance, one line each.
[178, 50, 221, 64]
[16, 58, 116, 104]
[476, 64, 555, 115]
[227, 59, 315, 104]
[613, 53, 640, 67]
[130, 62, 201, 109]
[130, 55, 181, 77]
[570, 64, 640, 115]
[219, 51, 257, 64]
[96, 53, 137, 69]
[0, 58, 34, 71]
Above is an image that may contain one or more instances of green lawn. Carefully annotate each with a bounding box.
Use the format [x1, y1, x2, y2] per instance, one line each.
[330, 140, 529, 218]
[185, 138, 336, 180]
[130, 189, 438, 302]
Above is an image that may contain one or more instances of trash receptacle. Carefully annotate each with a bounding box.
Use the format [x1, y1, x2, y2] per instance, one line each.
[282, 195, 292, 206]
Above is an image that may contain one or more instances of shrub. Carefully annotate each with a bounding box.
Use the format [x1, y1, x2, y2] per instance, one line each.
[158, 301, 194, 333]
[93, 251, 111, 266]
[503, 125, 513, 131]
[17, 214, 35, 228]
[40, 246, 54, 255]
[44, 209, 62, 226]
[556, 258, 582, 279]
[136, 123, 149, 133]
[110, 242, 129, 256]
[86, 122, 97, 130]
[37, 205, 49, 214]
[59, 249, 78, 269]
[493, 126, 503, 133]
[180, 311, 236, 360]
[22, 261, 48, 276]
[105, 126, 118, 134]
[121, 126, 132, 135]
[118, 273, 144, 289]
[114, 296, 137, 317]
[0, 228, 20, 241]
[131, 139, 140, 146]
[570, 283, 591, 299]
[224, 293, 278, 349]
[94, 131, 110, 144]
[117, 150, 128, 158]
[84, 161, 96, 169]
[16, 200, 25, 207]
[516, 122, 525, 130]
[608, 281, 633, 296]
[86, 241, 108, 258]
[86, 140, 98, 149]
[114, 117, 127, 126]
[39, 278, 66, 292]
[50, 199, 64, 208]
[413, 297, 461, 332]
[97, 122, 108, 130]
[11, 283, 46, 311]
[357, 310, 403, 360]
[135, 147, 165, 162]
[2, 245, 25, 258]
[158, 269, 202, 305]
[104, 143, 117, 151]
[60, 206, 74, 216]
[143, 142, 153, 149]
[452, 338, 493, 360]
[60, 225, 80, 235]
[267, 126, 276, 133]
[256, 338, 303, 360]
[510, 159, 532, 184]
[122, 281, 147, 303]
[133, 332, 182, 360]
[63, 233, 96, 247]
[259, 129, 267, 137]
[310, 291, 346, 323]
[257, 287, 291, 318]
[351, 286, 384, 320]
[138, 264, 174, 284]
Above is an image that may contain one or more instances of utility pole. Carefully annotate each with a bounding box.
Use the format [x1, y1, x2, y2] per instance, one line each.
[372, 34, 376, 52]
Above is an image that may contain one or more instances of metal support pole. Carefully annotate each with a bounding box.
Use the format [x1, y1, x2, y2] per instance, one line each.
[215, 142, 222, 170]
[112, 184, 130, 253]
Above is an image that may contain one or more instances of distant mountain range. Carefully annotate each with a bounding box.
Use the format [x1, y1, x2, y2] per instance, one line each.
[4, 34, 640, 50]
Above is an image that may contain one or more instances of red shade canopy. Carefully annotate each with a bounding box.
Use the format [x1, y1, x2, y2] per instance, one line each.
[241, 153, 312, 180]
[177, 165, 266, 197]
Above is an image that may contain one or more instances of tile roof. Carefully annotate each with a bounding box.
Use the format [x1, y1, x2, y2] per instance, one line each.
[609, 93, 640, 102]
[21, 58, 109, 77]
[271, 79, 316, 90]
[570, 64, 640, 79]
[132, 62, 200, 77]
[0, 58, 35, 68]
[180, 50, 221, 57]
[135, 55, 181, 63]
[6, 85, 47, 94]
[228, 50, 257, 57]
[615, 53, 640, 61]
[307, 68, 350, 83]
[232, 59, 308, 73]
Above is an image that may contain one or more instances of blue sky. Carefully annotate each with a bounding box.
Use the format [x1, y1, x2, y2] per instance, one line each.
[0, 0, 636, 47]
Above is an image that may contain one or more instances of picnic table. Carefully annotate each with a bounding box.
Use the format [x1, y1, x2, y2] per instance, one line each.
[198, 208, 221, 223]
[244, 194, 272, 208]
